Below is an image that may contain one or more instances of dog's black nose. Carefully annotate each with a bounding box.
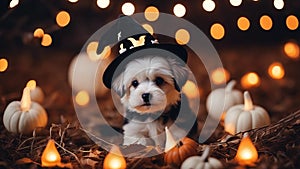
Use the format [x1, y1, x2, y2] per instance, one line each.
[142, 93, 151, 103]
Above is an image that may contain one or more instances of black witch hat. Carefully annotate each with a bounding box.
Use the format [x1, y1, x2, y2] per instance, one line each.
[97, 16, 187, 89]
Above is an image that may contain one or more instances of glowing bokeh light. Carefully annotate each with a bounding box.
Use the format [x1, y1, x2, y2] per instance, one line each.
[75, 90, 90, 106]
[273, 0, 284, 10]
[175, 29, 190, 45]
[68, 0, 79, 3]
[202, 0, 216, 12]
[121, 2, 135, 16]
[286, 15, 299, 30]
[0, 58, 8, 72]
[230, 0, 242, 7]
[237, 17, 250, 31]
[241, 72, 260, 88]
[144, 6, 159, 21]
[211, 68, 230, 85]
[33, 28, 44, 38]
[268, 62, 285, 80]
[56, 11, 71, 27]
[173, 4, 186, 17]
[210, 23, 225, 40]
[41, 34, 52, 47]
[9, 0, 19, 8]
[260, 15, 273, 30]
[97, 0, 110, 9]
[284, 41, 300, 59]
[142, 24, 154, 35]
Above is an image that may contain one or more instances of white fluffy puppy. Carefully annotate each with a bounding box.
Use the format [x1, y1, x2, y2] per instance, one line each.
[112, 55, 197, 147]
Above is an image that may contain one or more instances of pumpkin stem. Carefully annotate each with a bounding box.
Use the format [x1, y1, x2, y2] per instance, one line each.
[21, 87, 31, 112]
[200, 146, 210, 162]
[244, 91, 253, 111]
[225, 80, 236, 92]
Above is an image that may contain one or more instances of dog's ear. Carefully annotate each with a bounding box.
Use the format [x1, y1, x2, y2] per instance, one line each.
[112, 72, 125, 97]
[168, 58, 190, 91]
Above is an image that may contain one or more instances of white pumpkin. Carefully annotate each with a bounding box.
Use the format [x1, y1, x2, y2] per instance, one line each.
[3, 87, 48, 134]
[224, 91, 271, 135]
[206, 80, 243, 121]
[68, 51, 112, 97]
[181, 146, 223, 169]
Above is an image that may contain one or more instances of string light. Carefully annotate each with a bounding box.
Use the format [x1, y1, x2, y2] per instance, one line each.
[33, 28, 44, 38]
[175, 29, 190, 45]
[211, 68, 230, 85]
[144, 6, 159, 22]
[56, 11, 71, 27]
[268, 62, 285, 80]
[286, 15, 299, 31]
[41, 34, 52, 47]
[241, 72, 260, 88]
[230, 0, 242, 7]
[0, 58, 8, 72]
[237, 17, 250, 31]
[97, 0, 110, 9]
[142, 24, 154, 35]
[202, 0, 216, 12]
[273, 0, 284, 10]
[9, 0, 19, 8]
[260, 15, 273, 31]
[173, 4, 186, 17]
[121, 2, 135, 16]
[284, 41, 300, 59]
[75, 90, 90, 106]
[68, 0, 79, 3]
[210, 23, 225, 40]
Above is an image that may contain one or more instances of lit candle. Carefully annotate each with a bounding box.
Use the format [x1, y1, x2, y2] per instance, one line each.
[235, 133, 258, 166]
[268, 62, 285, 80]
[103, 145, 126, 169]
[26, 80, 45, 104]
[41, 139, 62, 167]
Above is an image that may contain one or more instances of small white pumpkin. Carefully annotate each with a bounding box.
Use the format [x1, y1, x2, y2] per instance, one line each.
[224, 91, 271, 135]
[206, 80, 243, 121]
[3, 87, 48, 134]
[181, 146, 223, 169]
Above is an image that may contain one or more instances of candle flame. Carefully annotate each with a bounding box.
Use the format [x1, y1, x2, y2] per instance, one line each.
[103, 145, 126, 169]
[235, 133, 258, 165]
[244, 91, 253, 111]
[20, 87, 31, 112]
[41, 139, 62, 167]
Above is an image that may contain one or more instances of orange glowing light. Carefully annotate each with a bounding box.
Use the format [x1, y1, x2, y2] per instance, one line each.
[56, 11, 71, 27]
[20, 87, 31, 112]
[75, 91, 90, 106]
[142, 24, 154, 35]
[241, 72, 260, 88]
[182, 80, 199, 99]
[210, 23, 225, 40]
[284, 41, 299, 59]
[144, 6, 159, 21]
[87, 41, 111, 61]
[33, 28, 44, 38]
[268, 62, 285, 80]
[41, 34, 52, 47]
[260, 15, 273, 31]
[41, 139, 61, 167]
[173, 4, 186, 17]
[103, 145, 126, 169]
[211, 68, 230, 85]
[235, 133, 258, 166]
[286, 15, 299, 31]
[175, 29, 190, 45]
[26, 80, 37, 90]
[237, 17, 250, 31]
[121, 2, 135, 16]
[0, 58, 8, 72]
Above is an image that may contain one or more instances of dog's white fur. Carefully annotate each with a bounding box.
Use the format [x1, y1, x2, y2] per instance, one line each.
[112, 56, 189, 147]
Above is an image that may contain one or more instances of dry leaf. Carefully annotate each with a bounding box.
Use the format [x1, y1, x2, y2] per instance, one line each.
[16, 158, 34, 165]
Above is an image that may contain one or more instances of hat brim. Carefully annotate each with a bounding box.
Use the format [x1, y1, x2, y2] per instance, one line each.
[103, 44, 187, 88]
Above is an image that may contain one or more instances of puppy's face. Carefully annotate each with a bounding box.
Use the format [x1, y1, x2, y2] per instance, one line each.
[112, 56, 188, 114]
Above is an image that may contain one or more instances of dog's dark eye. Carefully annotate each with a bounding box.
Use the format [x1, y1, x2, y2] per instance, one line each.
[155, 77, 164, 86]
[131, 80, 139, 88]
